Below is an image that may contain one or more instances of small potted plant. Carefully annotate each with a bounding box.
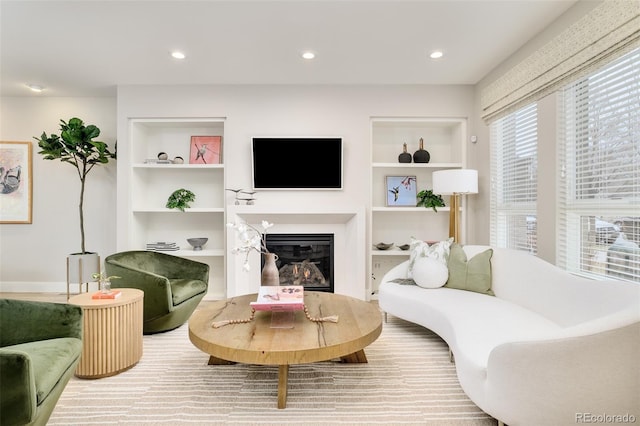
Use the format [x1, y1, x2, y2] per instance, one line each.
[91, 271, 120, 294]
[166, 188, 196, 211]
[416, 189, 445, 212]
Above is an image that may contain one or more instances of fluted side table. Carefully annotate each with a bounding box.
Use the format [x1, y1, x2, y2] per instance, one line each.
[69, 288, 144, 379]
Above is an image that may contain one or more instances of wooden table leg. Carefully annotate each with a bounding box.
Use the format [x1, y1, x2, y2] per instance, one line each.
[340, 349, 368, 363]
[208, 355, 235, 365]
[277, 364, 289, 409]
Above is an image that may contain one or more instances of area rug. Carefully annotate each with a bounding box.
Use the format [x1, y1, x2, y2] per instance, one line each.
[48, 313, 496, 425]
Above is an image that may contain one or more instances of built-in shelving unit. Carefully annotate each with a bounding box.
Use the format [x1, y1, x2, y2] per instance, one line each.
[119, 118, 226, 299]
[369, 117, 466, 296]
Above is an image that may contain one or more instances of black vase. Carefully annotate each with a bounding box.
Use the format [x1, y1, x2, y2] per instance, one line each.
[398, 143, 412, 163]
[413, 137, 430, 163]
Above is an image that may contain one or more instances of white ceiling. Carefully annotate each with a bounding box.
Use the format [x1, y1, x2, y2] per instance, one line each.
[0, 0, 577, 97]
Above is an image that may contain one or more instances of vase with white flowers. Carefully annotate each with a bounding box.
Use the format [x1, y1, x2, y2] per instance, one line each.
[227, 220, 280, 286]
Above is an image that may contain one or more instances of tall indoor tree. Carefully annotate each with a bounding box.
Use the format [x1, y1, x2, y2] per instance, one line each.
[35, 117, 116, 254]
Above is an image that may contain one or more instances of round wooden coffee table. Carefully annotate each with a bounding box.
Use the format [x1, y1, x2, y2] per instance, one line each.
[189, 291, 382, 408]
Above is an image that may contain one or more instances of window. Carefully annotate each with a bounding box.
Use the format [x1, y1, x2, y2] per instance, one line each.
[490, 103, 538, 253]
[558, 48, 640, 283]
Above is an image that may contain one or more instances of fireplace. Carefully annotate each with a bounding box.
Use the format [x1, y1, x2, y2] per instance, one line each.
[263, 234, 334, 292]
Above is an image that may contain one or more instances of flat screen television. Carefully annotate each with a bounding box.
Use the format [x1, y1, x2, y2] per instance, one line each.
[252, 137, 343, 190]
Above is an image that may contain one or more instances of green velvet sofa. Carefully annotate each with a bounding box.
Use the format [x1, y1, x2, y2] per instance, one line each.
[0, 299, 83, 426]
[105, 250, 209, 334]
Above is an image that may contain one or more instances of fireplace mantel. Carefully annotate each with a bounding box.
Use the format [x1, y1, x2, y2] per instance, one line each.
[226, 205, 367, 300]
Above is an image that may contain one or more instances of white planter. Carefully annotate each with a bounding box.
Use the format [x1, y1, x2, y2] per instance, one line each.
[67, 252, 100, 284]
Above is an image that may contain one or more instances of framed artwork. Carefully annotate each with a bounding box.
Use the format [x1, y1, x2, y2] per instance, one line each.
[0, 141, 33, 224]
[190, 136, 222, 164]
[385, 175, 417, 207]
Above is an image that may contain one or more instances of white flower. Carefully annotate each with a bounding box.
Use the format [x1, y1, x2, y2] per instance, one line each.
[228, 220, 274, 272]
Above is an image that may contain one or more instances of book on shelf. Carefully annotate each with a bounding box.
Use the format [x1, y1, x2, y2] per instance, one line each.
[250, 285, 305, 311]
[146, 242, 179, 251]
[91, 290, 122, 299]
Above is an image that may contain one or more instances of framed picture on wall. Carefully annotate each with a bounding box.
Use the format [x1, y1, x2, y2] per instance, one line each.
[0, 141, 33, 224]
[190, 136, 222, 164]
[385, 175, 417, 207]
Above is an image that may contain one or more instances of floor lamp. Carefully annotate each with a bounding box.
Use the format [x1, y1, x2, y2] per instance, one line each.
[432, 169, 478, 243]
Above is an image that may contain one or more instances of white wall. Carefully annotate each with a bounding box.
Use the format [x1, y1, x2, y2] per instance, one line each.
[0, 97, 117, 291]
[1, 85, 473, 291]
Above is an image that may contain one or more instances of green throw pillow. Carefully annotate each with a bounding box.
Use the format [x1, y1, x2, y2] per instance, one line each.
[445, 243, 494, 296]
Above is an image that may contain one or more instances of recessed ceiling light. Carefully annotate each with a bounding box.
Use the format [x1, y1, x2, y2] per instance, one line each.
[26, 84, 44, 92]
[302, 51, 316, 60]
[171, 51, 186, 60]
[430, 50, 444, 59]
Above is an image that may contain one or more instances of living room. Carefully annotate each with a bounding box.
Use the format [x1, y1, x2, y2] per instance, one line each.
[1, 1, 638, 425]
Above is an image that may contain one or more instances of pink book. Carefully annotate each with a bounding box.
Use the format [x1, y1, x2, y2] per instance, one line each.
[250, 285, 304, 311]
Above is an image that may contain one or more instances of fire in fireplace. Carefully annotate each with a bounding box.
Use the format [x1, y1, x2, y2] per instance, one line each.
[263, 234, 334, 292]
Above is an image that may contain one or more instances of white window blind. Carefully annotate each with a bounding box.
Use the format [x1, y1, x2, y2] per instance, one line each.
[490, 103, 538, 253]
[558, 48, 640, 283]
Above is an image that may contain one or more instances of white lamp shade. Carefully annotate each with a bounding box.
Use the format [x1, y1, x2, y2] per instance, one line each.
[432, 169, 478, 195]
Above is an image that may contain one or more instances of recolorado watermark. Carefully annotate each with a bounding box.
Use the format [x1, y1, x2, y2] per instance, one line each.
[576, 413, 637, 423]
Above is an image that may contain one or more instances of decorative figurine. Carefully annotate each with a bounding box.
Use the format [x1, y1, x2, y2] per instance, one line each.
[413, 138, 430, 163]
[398, 143, 412, 163]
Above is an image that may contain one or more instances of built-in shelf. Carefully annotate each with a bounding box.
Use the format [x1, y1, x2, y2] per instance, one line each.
[369, 117, 467, 296]
[118, 117, 226, 300]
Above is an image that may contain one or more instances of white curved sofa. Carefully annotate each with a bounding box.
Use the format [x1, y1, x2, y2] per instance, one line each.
[378, 245, 640, 426]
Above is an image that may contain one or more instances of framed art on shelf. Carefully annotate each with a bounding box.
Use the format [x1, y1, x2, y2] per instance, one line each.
[385, 175, 417, 207]
[0, 141, 33, 224]
[190, 136, 222, 164]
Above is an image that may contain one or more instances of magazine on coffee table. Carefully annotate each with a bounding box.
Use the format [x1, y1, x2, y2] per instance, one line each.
[250, 285, 304, 311]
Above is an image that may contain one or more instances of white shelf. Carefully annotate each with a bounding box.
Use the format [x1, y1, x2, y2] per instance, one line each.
[372, 206, 451, 213]
[372, 250, 411, 256]
[132, 208, 225, 213]
[133, 163, 224, 169]
[145, 249, 225, 257]
[372, 162, 462, 169]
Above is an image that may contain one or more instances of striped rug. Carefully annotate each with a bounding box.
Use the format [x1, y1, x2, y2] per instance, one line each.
[49, 313, 496, 425]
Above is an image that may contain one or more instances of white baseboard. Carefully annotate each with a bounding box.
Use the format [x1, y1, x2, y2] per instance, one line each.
[0, 281, 100, 294]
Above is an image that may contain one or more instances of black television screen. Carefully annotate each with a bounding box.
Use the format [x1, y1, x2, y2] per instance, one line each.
[252, 137, 343, 190]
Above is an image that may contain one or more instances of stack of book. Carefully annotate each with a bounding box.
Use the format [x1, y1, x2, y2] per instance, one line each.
[250, 285, 305, 311]
[146, 242, 179, 251]
[91, 290, 122, 299]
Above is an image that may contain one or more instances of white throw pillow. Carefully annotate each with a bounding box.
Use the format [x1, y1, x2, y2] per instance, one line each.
[411, 257, 449, 288]
[407, 237, 453, 279]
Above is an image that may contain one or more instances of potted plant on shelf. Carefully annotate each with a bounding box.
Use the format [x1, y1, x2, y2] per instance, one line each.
[416, 189, 445, 212]
[166, 188, 196, 211]
[35, 117, 116, 285]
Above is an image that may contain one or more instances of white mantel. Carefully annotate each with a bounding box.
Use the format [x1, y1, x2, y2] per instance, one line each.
[226, 205, 367, 300]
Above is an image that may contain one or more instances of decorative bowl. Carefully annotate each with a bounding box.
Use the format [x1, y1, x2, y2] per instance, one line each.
[398, 244, 410, 251]
[374, 242, 394, 250]
[187, 237, 208, 251]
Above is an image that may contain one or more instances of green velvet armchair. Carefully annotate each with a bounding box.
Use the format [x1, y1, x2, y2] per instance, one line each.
[0, 299, 83, 426]
[105, 250, 209, 334]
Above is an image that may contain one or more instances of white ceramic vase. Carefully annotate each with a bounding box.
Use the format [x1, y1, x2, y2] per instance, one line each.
[261, 253, 280, 286]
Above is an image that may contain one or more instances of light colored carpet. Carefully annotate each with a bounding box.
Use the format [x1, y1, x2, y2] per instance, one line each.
[49, 313, 496, 425]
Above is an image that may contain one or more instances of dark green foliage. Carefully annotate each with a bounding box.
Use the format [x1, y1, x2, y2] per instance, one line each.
[416, 189, 445, 212]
